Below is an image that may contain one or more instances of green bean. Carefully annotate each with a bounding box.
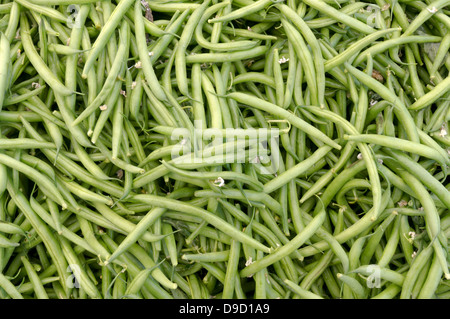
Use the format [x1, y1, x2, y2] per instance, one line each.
[196, 1, 259, 52]
[160, 222, 178, 267]
[388, 167, 440, 240]
[175, 0, 210, 98]
[305, 2, 369, 28]
[0, 138, 57, 150]
[59, 236, 101, 299]
[45, 199, 62, 236]
[20, 255, 49, 299]
[161, 160, 264, 192]
[30, 198, 100, 258]
[0, 0, 448, 300]
[16, 0, 67, 22]
[182, 250, 231, 263]
[272, 48, 285, 108]
[4, 1, 18, 43]
[133, 136, 263, 188]
[110, 95, 124, 162]
[401, 0, 450, 37]
[347, 235, 367, 274]
[94, 138, 144, 175]
[0, 153, 67, 209]
[336, 273, 367, 299]
[131, 194, 271, 254]
[6, 181, 69, 294]
[240, 208, 325, 278]
[220, 25, 277, 41]
[128, 70, 144, 123]
[218, 198, 303, 261]
[124, 242, 177, 291]
[302, 0, 375, 34]
[345, 63, 420, 144]
[0, 32, 10, 112]
[141, 81, 177, 127]
[17, 101, 64, 128]
[263, 145, 332, 194]
[123, 267, 157, 298]
[89, 84, 121, 145]
[195, 188, 283, 217]
[101, 236, 170, 299]
[305, 219, 350, 275]
[0, 272, 24, 299]
[281, 18, 318, 107]
[146, 2, 200, 12]
[219, 218, 240, 296]
[47, 43, 89, 56]
[344, 134, 449, 167]
[191, 63, 207, 130]
[65, 4, 90, 110]
[73, 23, 129, 127]
[360, 211, 398, 265]
[104, 189, 188, 263]
[2, 86, 45, 107]
[184, 45, 269, 64]
[400, 244, 434, 299]
[284, 278, 325, 299]
[19, 14, 74, 96]
[302, 181, 391, 260]
[187, 274, 203, 299]
[203, 264, 228, 295]
[325, 28, 400, 72]
[226, 91, 341, 150]
[408, 255, 432, 299]
[355, 35, 442, 67]
[133, 1, 167, 102]
[70, 136, 111, 181]
[0, 233, 20, 248]
[93, 203, 165, 242]
[383, 149, 450, 209]
[409, 75, 450, 111]
[81, 0, 135, 78]
[202, 71, 223, 129]
[377, 216, 402, 268]
[0, 3, 12, 14]
[208, 0, 272, 23]
[0, 220, 26, 236]
[59, 176, 113, 206]
[374, 284, 404, 300]
[147, 11, 183, 64]
[300, 249, 334, 290]
[353, 265, 406, 287]
[302, 105, 383, 221]
[429, 33, 450, 80]
[18, 276, 60, 295]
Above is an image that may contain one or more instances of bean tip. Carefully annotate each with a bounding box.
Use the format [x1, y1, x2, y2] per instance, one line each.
[169, 283, 178, 289]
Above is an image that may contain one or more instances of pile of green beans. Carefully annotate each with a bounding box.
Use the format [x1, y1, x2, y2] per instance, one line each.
[0, 0, 449, 300]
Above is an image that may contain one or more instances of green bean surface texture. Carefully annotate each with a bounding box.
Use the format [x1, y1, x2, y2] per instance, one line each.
[0, 0, 448, 300]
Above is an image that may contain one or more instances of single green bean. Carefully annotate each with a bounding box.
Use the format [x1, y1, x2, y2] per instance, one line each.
[0, 272, 24, 299]
[81, 0, 135, 78]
